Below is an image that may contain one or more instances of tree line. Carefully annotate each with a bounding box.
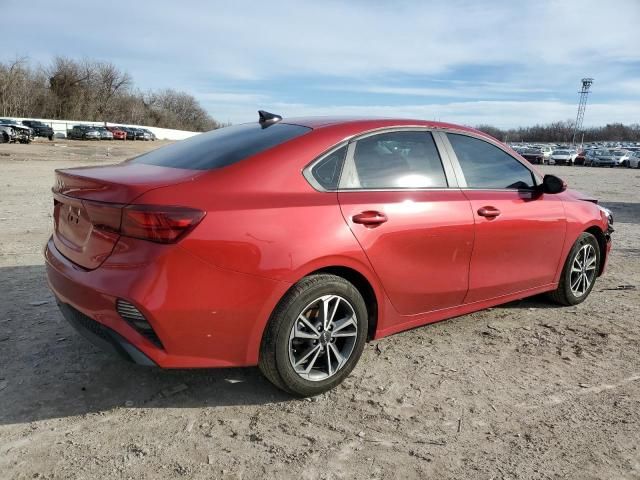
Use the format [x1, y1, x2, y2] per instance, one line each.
[475, 120, 640, 143]
[0, 57, 220, 132]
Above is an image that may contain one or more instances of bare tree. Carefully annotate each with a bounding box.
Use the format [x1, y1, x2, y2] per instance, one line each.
[93, 62, 132, 120]
[476, 120, 640, 143]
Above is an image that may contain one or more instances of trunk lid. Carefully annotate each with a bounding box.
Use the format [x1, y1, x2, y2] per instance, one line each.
[52, 163, 202, 269]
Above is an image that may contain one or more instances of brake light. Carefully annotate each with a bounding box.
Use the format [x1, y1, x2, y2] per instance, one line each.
[84, 201, 205, 243]
[122, 205, 205, 243]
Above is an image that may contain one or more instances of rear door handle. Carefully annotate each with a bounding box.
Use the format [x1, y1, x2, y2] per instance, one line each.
[352, 211, 388, 227]
[477, 206, 501, 218]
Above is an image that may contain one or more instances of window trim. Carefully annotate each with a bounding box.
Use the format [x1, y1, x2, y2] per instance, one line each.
[302, 141, 349, 192]
[440, 130, 541, 191]
[301, 125, 541, 193]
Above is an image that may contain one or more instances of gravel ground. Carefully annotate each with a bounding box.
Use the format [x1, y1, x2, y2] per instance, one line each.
[0, 139, 639, 479]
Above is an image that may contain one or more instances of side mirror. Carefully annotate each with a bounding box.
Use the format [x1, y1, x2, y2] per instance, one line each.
[542, 174, 566, 194]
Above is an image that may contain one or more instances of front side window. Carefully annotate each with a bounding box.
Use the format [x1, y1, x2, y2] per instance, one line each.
[447, 133, 536, 190]
[342, 131, 447, 189]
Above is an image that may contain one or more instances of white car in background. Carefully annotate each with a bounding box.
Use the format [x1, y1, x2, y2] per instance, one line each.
[1, 125, 16, 143]
[628, 152, 640, 169]
[550, 149, 578, 165]
[610, 150, 632, 167]
[540, 145, 553, 160]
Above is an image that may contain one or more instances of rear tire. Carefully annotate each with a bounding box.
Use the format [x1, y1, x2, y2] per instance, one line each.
[548, 232, 600, 306]
[259, 274, 368, 397]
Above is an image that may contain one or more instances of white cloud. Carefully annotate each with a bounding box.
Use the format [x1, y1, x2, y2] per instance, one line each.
[197, 92, 268, 103]
[322, 83, 553, 99]
[10, 0, 640, 80]
[3, 0, 639, 127]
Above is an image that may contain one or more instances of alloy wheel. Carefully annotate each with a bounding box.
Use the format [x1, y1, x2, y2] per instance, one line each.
[288, 295, 358, 381]
[570, 244, 597, 297]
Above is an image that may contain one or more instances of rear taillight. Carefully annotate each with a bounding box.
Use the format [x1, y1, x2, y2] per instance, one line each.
[122, 205, 205, 243]
[84, 201, 205, 244]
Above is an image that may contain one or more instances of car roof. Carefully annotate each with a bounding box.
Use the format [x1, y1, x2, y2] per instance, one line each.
[279, 116, 493, 141]
[283, 116, 473, 131]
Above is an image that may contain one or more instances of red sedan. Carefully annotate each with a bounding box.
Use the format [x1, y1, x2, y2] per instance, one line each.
[45, 112, 613, 396]
[105, 125, 127, 140]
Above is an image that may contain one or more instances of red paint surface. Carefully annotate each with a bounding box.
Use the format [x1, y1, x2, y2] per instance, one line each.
[45, 118, 611, 368]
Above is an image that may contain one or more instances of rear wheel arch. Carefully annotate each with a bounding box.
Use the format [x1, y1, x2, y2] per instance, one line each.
[268, 265, 380, 343]
[309, 266, 379, 340]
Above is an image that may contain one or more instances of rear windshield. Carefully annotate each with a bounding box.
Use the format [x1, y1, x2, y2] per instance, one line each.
[131, 123, 311, 170]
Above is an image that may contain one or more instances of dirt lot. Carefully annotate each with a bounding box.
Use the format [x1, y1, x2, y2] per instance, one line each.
[1, 139, 639, 479]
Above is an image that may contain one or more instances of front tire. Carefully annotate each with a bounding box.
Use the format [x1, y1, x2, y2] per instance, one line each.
[259, 274, 368, 396]
[548, 232, 600, 306]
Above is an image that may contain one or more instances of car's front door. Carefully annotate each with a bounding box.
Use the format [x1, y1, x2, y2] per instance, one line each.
[337, 129, 475, 316]
[443, 132, 566, 303]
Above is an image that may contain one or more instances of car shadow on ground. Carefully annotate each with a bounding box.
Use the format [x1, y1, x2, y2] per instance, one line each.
[0, 265, 292, 426]
[497, 295, 559, 310]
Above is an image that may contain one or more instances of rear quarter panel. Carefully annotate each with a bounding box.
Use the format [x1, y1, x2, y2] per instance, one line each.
[133, 127, 395, 343]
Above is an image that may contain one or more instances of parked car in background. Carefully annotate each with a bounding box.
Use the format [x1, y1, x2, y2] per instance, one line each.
[68, 125, 101, 140]
[106, 126, 126, 140]
[610, 150, 632, 167]
[141, 128, 156, 141]
[550, 149, 578, 166]
[44, 113, 613, 396]
[132, 128, 152, 141]
[118, 127, 136, 140]
[21, 120, 54, 140]
[1, 125, 16, 143]
[509, 145, 525, 154]
[0, 119, 33, 143]
[584, 149, 616, 167]
[520, 147, 545, 164]
[94, 126, 114, 140]
[537, 145, 553, 163]
[628, 152, 640, 169]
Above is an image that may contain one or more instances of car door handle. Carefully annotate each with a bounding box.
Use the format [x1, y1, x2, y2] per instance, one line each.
[477, 206, 501, 218]
[352, 211, 388, 227]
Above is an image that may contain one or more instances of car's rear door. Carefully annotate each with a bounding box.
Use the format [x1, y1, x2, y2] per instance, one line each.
[441, 132, 566, 303]
[335, 129, 475, 316]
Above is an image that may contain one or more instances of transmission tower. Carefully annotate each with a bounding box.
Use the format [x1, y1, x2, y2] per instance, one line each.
[572, 77, 593, 146]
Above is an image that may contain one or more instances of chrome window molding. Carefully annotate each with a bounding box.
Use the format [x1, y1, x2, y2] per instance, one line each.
[301, 124, 541, 193]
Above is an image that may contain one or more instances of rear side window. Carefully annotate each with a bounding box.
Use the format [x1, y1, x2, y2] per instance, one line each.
[342, 131, 447, 189]
[132, 123, 311, 170]
[447, 133, 536, 189]
[307, 146, 347, 190]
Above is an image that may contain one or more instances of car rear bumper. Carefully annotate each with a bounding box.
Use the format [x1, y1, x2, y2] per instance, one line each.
[44, 236, 290, 368]
[57, 301, 157, 366]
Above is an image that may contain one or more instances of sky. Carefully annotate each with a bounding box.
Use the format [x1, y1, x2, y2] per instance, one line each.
[4, 0, 640, 128]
